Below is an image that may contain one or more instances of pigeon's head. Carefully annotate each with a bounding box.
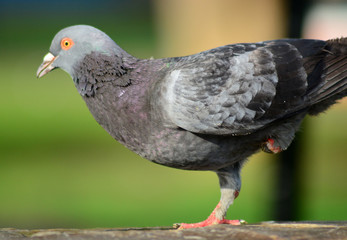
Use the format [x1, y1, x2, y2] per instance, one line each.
[37, 25, 124, 79]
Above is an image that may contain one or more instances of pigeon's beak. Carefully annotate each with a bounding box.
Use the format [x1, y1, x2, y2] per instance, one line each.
[36, 52, 57, 78]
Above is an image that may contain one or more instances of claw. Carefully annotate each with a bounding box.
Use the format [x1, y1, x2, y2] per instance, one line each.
[239, 219, 247, 225]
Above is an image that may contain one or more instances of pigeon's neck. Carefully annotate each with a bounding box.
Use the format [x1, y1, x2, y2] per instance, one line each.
[78, 57, 173, 156]
[73, 51, 137, 97]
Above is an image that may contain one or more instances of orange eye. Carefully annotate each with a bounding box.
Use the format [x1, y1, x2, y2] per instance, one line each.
[61, 37, 74, 50]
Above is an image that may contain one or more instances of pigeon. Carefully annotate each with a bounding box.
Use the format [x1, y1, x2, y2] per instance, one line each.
[37, 25, 347, 229]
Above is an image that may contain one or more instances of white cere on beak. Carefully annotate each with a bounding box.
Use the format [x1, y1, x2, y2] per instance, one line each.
[43, 52, 55, 62]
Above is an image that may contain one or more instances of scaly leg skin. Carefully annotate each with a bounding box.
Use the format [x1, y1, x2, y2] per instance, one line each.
[176, 164, 246, 229]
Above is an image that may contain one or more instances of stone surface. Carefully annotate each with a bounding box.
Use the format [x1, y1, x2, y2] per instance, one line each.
[0, 222, 346, 240]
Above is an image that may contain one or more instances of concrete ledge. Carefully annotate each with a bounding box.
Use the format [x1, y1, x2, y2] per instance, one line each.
[1, 221, 346, 240]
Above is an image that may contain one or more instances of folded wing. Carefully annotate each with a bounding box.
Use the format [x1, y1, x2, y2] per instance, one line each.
[161, 40, 326, 135]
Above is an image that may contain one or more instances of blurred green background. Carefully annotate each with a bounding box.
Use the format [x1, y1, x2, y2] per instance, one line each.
[0, 0, 346, 229]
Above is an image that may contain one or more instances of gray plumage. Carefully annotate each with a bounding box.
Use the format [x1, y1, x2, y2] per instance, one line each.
[37, 25, 347, 227]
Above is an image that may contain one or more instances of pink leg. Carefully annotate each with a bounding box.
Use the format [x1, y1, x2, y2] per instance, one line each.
[177, 191, 243, 229]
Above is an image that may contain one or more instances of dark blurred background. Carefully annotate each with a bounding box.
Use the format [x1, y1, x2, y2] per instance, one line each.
[0, 0, 346, 229]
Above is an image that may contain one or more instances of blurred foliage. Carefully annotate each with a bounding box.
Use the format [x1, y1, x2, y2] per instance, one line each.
[0, 0, 346, 229]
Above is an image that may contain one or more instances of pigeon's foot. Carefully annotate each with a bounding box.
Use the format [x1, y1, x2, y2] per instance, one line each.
[175, 217, 243, 229]
[174, 201, 245, 229]
[262, 138, 282, 153]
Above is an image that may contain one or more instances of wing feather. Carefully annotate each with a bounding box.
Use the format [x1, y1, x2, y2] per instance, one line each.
[159, 41, 313, 135]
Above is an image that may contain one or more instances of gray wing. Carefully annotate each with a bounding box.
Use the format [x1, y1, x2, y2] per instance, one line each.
[159, 41, 316, 135]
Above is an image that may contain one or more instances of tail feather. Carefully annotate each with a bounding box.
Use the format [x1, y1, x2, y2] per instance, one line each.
[307, 38, 347, 115]
[320, 67, 347, 94]
[324, 57, 347, 76]
[317, 78, 347, 101]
